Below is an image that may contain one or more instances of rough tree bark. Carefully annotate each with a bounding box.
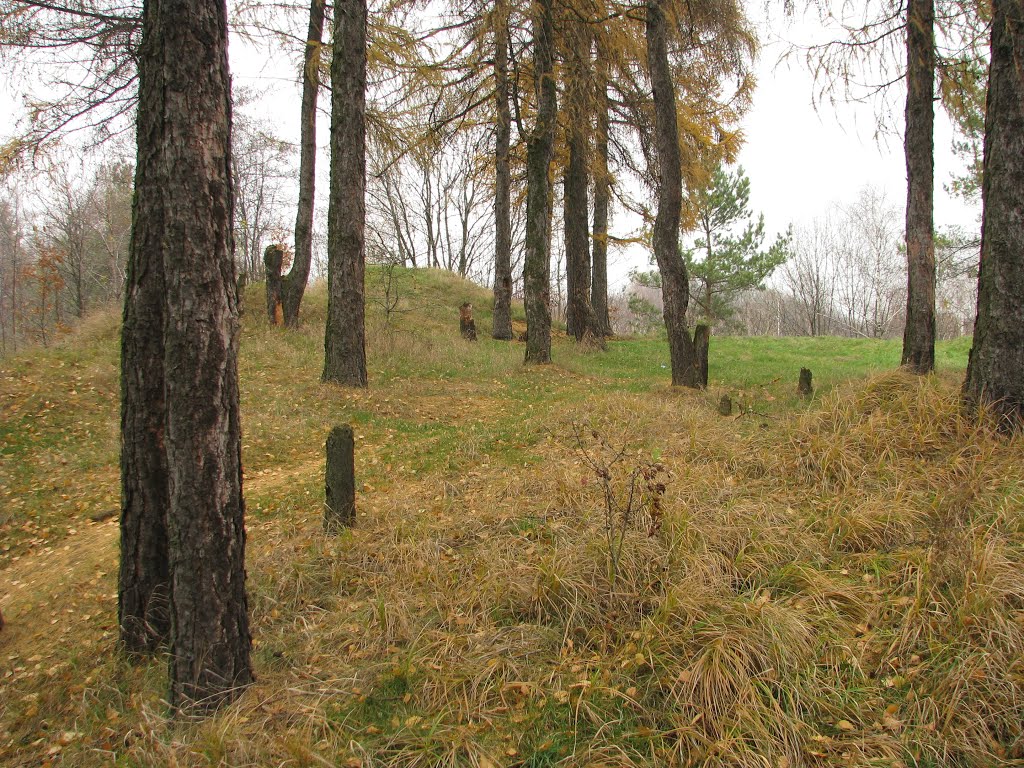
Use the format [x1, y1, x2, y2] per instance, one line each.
[323, 0, 368, 386]
[646, 0, 699, 387]
[491, 0, 514, 341]
[282, 0, 326, 327]
[563, 18, 596, 342]
[963, 0, 1024, 428]
[159, 0, 252, 710]
[901, 0, 936, 374]
[591, 43, 613, 338]
[118, 0, 169, 655]
[523, 0, 556, 364]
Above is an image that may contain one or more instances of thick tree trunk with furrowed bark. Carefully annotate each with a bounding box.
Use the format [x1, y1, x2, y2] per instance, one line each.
[119, 0, 169, 655]
[282, 0, 326, 328]
[523, 0, 556, 364]
[323, 0, 368, 386]
[159, 0, 252, 710]
[963, 0, 1024, 428]
[646, 0, 699, 387]
[491, 0, 513, 341]
[901, 0, 936, 374]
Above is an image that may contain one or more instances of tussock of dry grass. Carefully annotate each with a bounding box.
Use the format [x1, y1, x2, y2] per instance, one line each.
[2, 281, 1022, 767]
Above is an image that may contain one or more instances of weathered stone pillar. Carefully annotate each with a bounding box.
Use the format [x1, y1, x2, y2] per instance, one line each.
[325, 425, 356, 530]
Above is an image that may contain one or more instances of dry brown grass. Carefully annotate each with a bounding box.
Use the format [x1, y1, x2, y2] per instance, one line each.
[2, 285, 1022, 766]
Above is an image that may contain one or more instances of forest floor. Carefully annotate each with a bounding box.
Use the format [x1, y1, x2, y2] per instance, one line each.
[2, 268, 1021, 768]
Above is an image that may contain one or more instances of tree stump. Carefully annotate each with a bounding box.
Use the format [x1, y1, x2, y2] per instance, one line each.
[718, 392, 732, 416]
[325, 425, 356, 530]
[693, 324, 711, 389]
[459, 303, 478, 341]
[264, 244, 285, 325]
[797, 367, 814, 398]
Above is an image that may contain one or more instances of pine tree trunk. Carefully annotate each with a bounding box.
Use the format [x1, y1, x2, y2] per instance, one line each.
[563, 134, 592, 341]
[523, 0, 556, 364]
[591, 45, 613, 338]
[563, 18, 594, 343]
[963, 0, 1024, 428]
[323, 0, 368, 386]
[157, 0, 252, 711]
[646, 0, 698, 387]
[119, 0, 169, 654]
[491, 1, 513, 341]
[282, 0, 325, 328]
[901, 0, 936, 373]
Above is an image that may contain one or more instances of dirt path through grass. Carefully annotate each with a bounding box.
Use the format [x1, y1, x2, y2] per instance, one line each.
[0, 458, 330, 656]
[1, 518, 118, 655]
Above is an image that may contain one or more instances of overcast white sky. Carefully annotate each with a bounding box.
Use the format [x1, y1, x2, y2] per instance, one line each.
[739, 36, 979, 233]
[1, 7, 982, 294]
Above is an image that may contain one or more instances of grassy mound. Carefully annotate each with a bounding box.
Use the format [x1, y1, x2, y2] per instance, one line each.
[2, 268, 1018, 767]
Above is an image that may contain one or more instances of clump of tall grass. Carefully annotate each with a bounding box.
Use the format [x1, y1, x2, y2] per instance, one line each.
[780, 371, 1001, 491]
[762, 372, 1024, 764]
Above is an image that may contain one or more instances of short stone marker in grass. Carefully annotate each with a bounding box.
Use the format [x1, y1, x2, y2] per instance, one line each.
[325, 425, 356, 530]
[459, 302, 478, 341]
[718, 392, 733, 416]
[798, 367, 814, 398]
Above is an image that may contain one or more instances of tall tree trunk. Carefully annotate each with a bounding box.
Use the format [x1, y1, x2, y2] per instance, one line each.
[563, 135, 592, 340]
[591, 42, 612, 338]
[491, 0, 513, 340]
[901, 0, 936, 373]
[563, 18, 595, 342]
[157, 0, 252, 710]
[282, 0, 326, 328]
[323, 0, 368, 386]
[963, 0, 1024, 428]
[523, 0, 556, 364]
[646, 0, 699, 387]
[119, 0, 169, 655]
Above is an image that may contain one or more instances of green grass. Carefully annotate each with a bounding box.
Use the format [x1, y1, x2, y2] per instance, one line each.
[561, 333, 971, 402]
